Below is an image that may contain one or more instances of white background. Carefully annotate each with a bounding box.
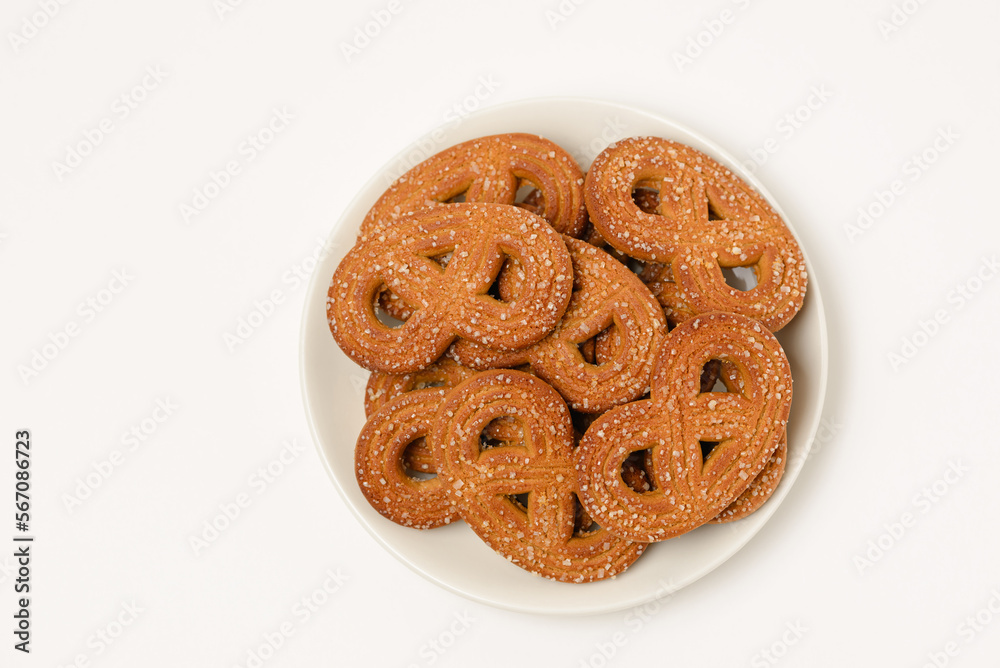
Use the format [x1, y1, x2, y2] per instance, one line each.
[2, 0, 999, 666]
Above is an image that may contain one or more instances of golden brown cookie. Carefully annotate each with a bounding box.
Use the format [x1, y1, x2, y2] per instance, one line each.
[328, 203, 573, 374]
[362, 133, 587, 239]
[355, 388, 457, 530]
[366, 132, 585, 321]
[365, 358, 526, 472]
[584, 137, 807, 331]
[620, 434, 786, 523]
[448, 237, 667, 413]
[575, 312, 792, 542]
[364, 357, 479, 417]
[629, 356, 785, 523]
[708, 438, 786, 523]
[430, 370, 646, 582]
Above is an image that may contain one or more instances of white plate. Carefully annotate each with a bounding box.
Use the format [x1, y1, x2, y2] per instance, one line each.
[299, 97, 829, 615]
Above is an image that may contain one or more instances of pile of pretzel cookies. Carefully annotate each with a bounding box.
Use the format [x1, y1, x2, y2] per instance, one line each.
[327, 133, 807, 583]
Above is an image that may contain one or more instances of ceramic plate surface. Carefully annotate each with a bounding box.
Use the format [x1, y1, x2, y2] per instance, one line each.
[300, 97, 829, 615]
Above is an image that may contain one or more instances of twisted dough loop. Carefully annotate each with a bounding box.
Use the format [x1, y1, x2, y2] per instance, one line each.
[362, 133, 587, 239]
[638, 358, 788, 523]
[328, 203, 573, 374]
[449, 237, 667, 413]
[431, 370, 645, 583]
[367, 133, 585, 322]
[584, 137, 807, 331]
[355, 389, 458, 530]
[576, 312, 792, 542]
[365, 358, 525, 472]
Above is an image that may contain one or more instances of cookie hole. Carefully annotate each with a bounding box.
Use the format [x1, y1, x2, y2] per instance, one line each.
[632, 186, 660, 214]
[626, 257, 649, 277]
[700, 359, 725, 393]
[443, 189, 468, 204]
[707, 198, 725, 221]
[411, 379, 447, 391]
[571, 410, 598, 438]
[637, 261, 671, 287]
[505, 492, 530, 513]
[594, 322, 619, 365]
[705, 185, 741, 222]
[699, 441, 720, 472]
[576, 321, 618, 366]
[573, 493, 601, 536]
[622, 449, 656, 493]
[423, 249, 453, 272]
[721, 264, 759, 291]
[514, 181, 545, 215]
[712, 360, 750, 399]
[479, 416, 524, 451]
[401, 438, 436, 481]
[484, 253, 520, 304]
[374, 285, 411, 328]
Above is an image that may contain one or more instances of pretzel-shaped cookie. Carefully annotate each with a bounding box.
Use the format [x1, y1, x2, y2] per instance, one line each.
[448, 237, 667, 413]
[585, 137, 807, 331]
[361, 133, 587, 239]
[355, 388, 457, 530]
[367, 133, 584, 320]
[575, 312, 792, 542]
[328, 203, 573, 374]
[582, 353, 781, 522]
[431, 370, 645, 582]
[365, 358, 524, 473]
